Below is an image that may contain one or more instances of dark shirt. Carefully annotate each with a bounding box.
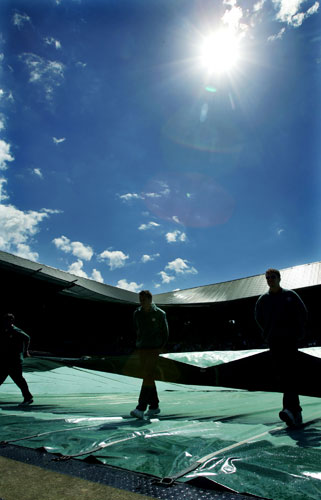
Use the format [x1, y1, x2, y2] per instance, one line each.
[255, 288, 307, 350]
[1, 325, 30, 361]
[134, 303, 169, 349]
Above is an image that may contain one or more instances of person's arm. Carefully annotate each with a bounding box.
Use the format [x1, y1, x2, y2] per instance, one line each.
[255, 297, 267, 343]
[133, 310, 143, 349]
[255, 297, 264, 331]
[17, 329, 31, 357]
[133, 310, 139, 335]
[159, 313, 169, 349]
[291, 291, 308, 340]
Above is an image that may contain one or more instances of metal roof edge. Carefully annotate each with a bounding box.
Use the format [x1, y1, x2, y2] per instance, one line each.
[1, 250, 320, 307]
[0, 250, 139, 304]
[153, 261, 321, 305]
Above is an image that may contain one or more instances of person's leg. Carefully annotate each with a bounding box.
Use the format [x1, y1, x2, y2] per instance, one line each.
[134, 350, 159, 413]
[148, 382, 159, 410]
[275, 348, 302, 425]
[137, 382, 150, 411]
[141, 350, 160, 409]
[283, 392, 301, 414]
[137, 382, 159, 410]
[281, 350, 300, 410]
[8, 364, 33, 400]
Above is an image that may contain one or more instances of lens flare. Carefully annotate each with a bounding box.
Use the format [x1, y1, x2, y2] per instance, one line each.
[144, 172, 234, 228]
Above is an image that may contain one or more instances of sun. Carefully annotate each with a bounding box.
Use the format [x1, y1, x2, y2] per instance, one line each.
[200, 29, 240, 75]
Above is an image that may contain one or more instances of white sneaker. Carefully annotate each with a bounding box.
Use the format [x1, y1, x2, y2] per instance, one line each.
[130, 408, 145, 419]
[146, 408, 160, 417]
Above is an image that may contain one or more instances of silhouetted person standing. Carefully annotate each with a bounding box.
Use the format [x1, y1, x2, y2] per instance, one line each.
[0, 313, 33, 405]
[255, 269, 307, 427]
[130, 290, 169, 419]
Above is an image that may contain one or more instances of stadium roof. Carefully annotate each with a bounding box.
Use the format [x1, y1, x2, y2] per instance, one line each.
[1, 250, 321, 306]
[154, 261, 321, 305]
[0, 250, 138, 305]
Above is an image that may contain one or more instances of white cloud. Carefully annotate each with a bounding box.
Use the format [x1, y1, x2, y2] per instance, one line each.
[13, 12, 31, 29]
[44, 37, 62, 50]
[307, 2, 319, 15]
[0, 178, 8, 202]
[92, 268, 104, 283]
[67, 260, 104, 282]
[53, 137, 66, 144]
[158, 271, 175, 284]
[53, 235, 93, 261]
[253, 0, 266, 12]
[0, 204, 55, 259]
[141, 253, 160, 263]
[67, 259, 88, 278]
[165, 230, 187, 243]
[291, 11, 305, 26]
[42, 208, 61, 215]
[119, 185, 169, 203]
[0, 140, 14, 170]
[158, 183, 171, 196]
[143, 192, 161, 198]
[33, 168, 43, 178]
[165, 258, 198, 275]
[71, 241, 94, 260]
[268, 27, 286, 41]
[20, 53, 64, 82]
[119, 192, 143, 201]
[172, 216, 182, 224]
[277, 228, 284, 235]
[222, 5, 244, 31]
[99, 249, 129, 270]
[138, 221, 160, 231]
[15, 243, 39, 261]
[19, 53, 65, 101]
[272, 0, 319, 26]
[117, 279, 143, 292]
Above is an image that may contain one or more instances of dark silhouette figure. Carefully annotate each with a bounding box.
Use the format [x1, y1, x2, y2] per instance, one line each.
[130, 290, 169, 419]
[0, 313, 33, 405]
[255, 268, 307, 427]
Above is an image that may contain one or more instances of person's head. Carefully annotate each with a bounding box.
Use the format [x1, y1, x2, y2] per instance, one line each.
[139, 290, 153, 311]
[2, 313, 15, 329]
[265, 268, 281, 292]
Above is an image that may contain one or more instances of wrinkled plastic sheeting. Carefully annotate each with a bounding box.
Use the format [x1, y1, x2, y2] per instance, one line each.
[162, 346, 321, 368]
[0, 353, 321, 500]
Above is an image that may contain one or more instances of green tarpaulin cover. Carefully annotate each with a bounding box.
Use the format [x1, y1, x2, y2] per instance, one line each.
[0, 350, 321, 500]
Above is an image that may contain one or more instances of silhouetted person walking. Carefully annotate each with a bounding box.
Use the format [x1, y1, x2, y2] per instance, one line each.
[130, 290, 169, 419]
[0, 313, 33, 405]
[255, 268, 307, 427]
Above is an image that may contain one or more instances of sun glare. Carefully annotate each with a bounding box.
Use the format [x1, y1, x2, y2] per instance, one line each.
[201, 30, 240, 74]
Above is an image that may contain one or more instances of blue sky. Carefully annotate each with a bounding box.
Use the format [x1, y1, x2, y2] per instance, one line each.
[0, 0, 320, 293]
